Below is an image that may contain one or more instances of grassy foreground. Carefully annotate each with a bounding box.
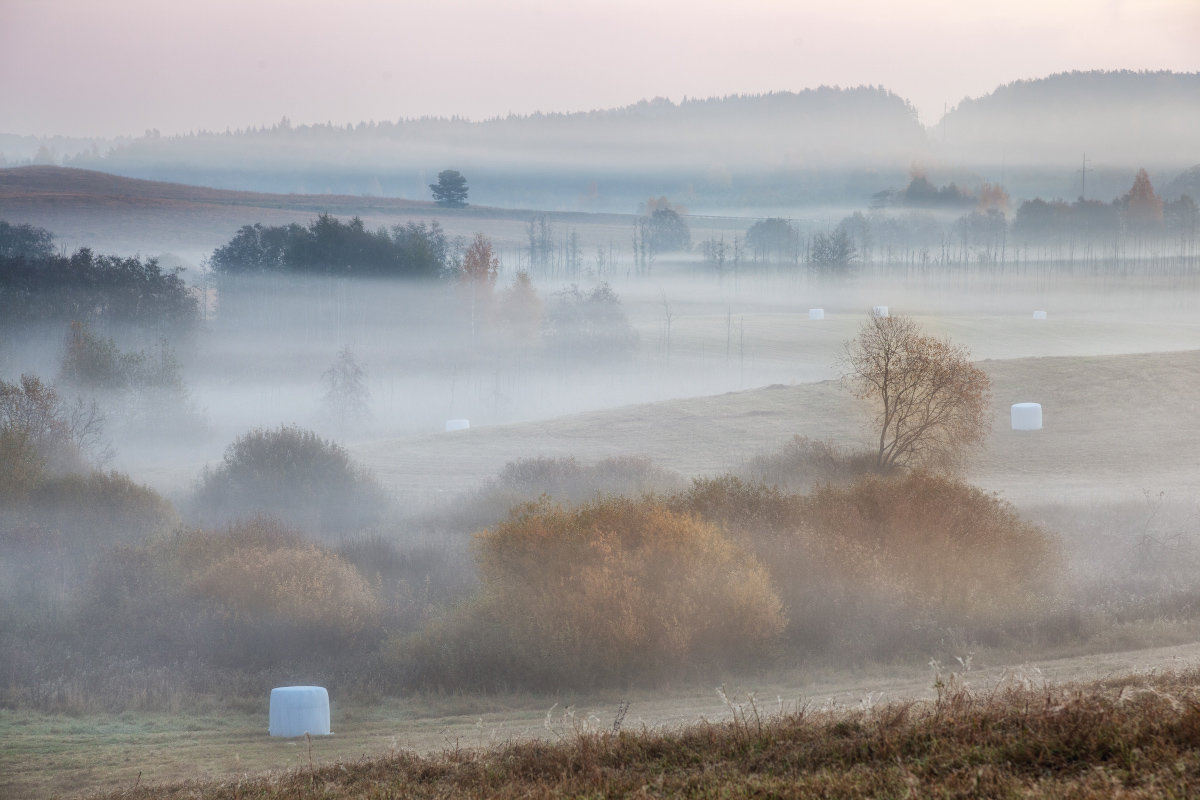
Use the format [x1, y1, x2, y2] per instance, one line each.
[76, 668, 1200, 799]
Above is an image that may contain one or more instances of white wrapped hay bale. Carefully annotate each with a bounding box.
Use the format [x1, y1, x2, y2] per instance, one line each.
[872, 305, 889, 317]
[444, 419, 470, 432]
[808, 308, 824, 320]
[1010, 403, 1043, 431]
[269, 686, 331, 737]
[1033, 310, 1047, 320]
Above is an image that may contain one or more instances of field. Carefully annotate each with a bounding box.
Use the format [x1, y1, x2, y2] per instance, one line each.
[3, 167, 1200, 798]
[6, 642, 1200, 798]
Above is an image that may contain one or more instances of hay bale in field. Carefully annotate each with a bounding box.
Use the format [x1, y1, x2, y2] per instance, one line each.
[269, 686, 331, 737]
[1011, 402, 1043, 431]
[809, 308, 824, 320]
[444, 419, 470, 432]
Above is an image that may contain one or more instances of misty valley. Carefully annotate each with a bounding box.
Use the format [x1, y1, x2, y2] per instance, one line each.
[3, 77, 1200, 797]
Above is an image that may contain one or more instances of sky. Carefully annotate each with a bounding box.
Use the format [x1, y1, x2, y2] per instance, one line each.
[2, 0, 1198, 139]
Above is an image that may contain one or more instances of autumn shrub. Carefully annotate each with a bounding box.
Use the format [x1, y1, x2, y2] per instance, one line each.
[336, 533, 476, 632]
[797, 471, 1061, 628]
[191, 425, 390, 535]
[740, 435, 877, 492]
[407, 496, 785, 690]
[27, 470, 179, 544]
[0, 373, 106, 475]
[451, 455, 685, 530]
[78, 518, 384, 673]
[671, 472, 1063, 660]
[668, 475, 871, 653]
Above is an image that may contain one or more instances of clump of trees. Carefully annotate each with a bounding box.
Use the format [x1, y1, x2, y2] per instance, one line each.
[542, 282, 639, 359]
[0, 222, 197, 332]
[844, 312, 991, 472]
[809, 228, 858, 273]
[745, 217, 799, 264]
[209, 214, 452, 277]
[633, 197, 691, 272]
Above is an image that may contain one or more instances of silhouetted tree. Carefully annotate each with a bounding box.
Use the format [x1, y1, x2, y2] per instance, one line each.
[809, 228, 857, 274]
[745, 218, 798, 264]
[430, 169, 469, 208]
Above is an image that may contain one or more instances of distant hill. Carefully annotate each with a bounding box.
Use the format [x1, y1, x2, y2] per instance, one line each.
[1163, 165, 1200, 201]
[3, 73, 1196, 212]
[936, 71, 1200, 168]
[47, 88, 930, 212]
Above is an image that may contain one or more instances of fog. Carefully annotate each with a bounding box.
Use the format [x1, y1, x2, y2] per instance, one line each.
[3, 75, 1200, 797]
[7, 72, 1198, 214]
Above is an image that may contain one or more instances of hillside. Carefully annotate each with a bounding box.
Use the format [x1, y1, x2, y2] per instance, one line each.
[7, 72, 1198, 211]
[344, 348, 1200, 510]
[18, 88, 928, 211]
[0, 166, 632, 258]
[937, 70, 1200, 168]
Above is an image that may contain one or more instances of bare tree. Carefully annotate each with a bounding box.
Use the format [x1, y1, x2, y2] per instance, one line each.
[321, 346, 371, 434]
[844, 312, 991, 472]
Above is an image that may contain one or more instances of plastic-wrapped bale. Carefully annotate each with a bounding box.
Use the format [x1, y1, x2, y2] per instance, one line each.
[269, 686, 331, 737]
[808, 308, 824, 320]
[1033, 310, 1048, 320]
[1011, 403, 1043, 431]
[872, 305, 889, 317]
[444, 419, 470, 432]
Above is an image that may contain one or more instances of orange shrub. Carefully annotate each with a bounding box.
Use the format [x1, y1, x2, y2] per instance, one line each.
[799, 471, 1060, 619]
[190, 543, 380, 633]
[416, 496, 784, 689]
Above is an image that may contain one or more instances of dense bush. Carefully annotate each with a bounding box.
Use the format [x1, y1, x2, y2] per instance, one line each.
[407, 496, 785, 690]
[798, 471, 1059, 620]
[453, 455, 685, 529]
[78, 519, 383, 673]
[191, 425, 390, 535]
[674, 471, 1062, 659]
[0, 373, 105, 477]
[26, 471, 179, 543]
[740, 435, 877, 492]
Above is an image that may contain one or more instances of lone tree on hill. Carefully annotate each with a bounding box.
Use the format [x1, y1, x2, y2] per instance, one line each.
[430, 169, 469, 208]
[844, 311, 991, 472]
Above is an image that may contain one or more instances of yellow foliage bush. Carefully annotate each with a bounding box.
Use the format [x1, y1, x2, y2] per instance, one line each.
[421, 496, 785, 688]
[799, 471, 1061, 620]
[190, 543, 381, 633]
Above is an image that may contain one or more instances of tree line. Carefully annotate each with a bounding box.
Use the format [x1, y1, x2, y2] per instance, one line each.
[0, 221, 198, 332]
[209, 214, 454, 277]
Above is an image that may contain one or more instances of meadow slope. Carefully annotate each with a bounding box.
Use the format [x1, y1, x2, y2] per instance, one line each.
[351, 348, 1200, 509]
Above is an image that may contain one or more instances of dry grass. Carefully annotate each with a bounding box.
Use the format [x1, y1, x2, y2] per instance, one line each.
[69, 667, 1200, 800]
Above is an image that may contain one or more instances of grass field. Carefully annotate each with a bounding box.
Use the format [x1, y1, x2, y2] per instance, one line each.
[7, 643, 1200, 799]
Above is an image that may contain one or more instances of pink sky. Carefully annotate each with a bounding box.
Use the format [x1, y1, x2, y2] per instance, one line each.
[2, 0, 1198, 138]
